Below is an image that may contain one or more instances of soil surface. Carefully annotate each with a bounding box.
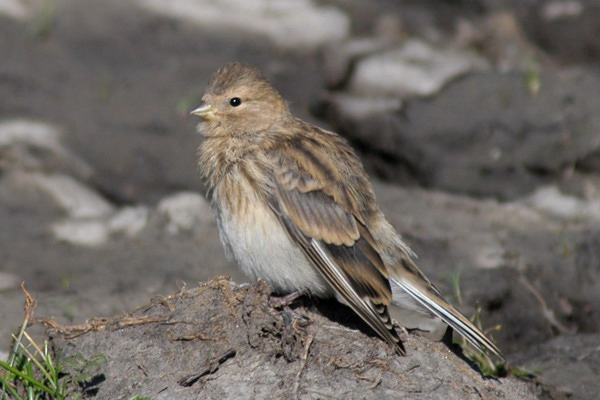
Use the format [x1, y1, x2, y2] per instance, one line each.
[50, 278, 537, 400]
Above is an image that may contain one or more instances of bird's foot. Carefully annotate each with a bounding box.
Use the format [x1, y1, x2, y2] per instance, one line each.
[269, 289, 308, 309]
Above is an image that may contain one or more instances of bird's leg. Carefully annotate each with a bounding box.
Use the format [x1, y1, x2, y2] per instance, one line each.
[269, 289, 309, 309]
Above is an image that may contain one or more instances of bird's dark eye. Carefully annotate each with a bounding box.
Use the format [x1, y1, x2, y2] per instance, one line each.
[229, 97, 242, 107]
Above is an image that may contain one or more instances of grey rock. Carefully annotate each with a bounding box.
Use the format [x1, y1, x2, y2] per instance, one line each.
[0, 120, 93, 179]
[107, 205, 150, 237]
[136, 0, 350, 49]
[349, 39, 488, 97]
[0, 0, 37, 20]
[157, 191, 213, 234]
[0, 271, 21, 291]
[21, 172, 114, 218]
[523, 185, 600, 221]
[512, 333, 600, 400]
[327, 69, 600, 200]
[51, 218, 110, 247]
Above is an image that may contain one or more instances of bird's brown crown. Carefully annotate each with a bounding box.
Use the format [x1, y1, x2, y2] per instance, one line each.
[205, 62, 285, 107]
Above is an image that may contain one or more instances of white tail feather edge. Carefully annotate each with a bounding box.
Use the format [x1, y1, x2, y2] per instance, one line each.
[391, 277, 503, 358]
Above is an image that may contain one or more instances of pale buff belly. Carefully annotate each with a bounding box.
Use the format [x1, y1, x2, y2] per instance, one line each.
[212, 188, 331, 297]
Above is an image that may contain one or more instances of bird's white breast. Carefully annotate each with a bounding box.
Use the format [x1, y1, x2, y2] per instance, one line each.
[212, 178, 330, 297]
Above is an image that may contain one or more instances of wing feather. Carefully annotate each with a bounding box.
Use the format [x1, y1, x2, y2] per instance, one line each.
[266, 142, 405, 354]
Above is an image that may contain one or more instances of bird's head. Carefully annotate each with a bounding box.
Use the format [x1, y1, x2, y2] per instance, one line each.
[192, 62, 289, 137]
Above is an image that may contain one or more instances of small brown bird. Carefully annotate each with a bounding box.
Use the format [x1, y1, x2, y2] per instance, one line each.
[192, 62, 502, 358]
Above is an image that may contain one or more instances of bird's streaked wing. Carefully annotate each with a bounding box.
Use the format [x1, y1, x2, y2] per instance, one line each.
[266, 138, 405, 354]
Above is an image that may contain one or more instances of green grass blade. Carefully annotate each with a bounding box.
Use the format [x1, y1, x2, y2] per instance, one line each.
[0, 360, 56, 396]
[1, 375, 23, 400]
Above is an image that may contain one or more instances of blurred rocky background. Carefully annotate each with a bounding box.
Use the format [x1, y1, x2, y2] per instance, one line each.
[1, 0, 599, 398]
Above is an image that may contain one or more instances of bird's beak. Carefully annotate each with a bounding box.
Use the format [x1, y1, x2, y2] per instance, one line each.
[190, 103, 217, 121]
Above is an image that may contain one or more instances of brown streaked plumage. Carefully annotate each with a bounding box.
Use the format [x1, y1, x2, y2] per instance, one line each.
[192, 62, 503, 358]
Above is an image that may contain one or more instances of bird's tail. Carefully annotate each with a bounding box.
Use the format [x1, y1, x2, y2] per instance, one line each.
[390, 275, 503, 359]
